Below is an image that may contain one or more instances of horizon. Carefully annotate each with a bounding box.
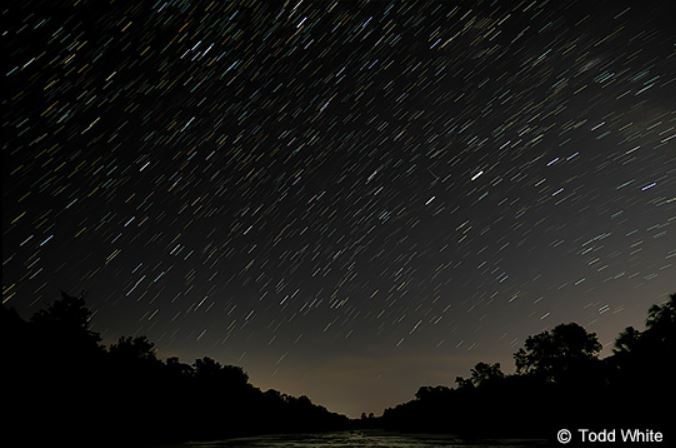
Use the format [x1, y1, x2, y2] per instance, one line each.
[9, 291, 672, 419]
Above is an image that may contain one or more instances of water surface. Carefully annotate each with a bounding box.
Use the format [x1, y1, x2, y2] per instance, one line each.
[179, 431, 551, 448]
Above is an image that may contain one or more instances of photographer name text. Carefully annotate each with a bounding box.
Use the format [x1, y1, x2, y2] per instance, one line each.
[557, 428, 664, 444]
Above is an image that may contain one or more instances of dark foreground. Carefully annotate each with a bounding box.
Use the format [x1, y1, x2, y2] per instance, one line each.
[2, 293, 673, 445]
[172, 431, 549, 448]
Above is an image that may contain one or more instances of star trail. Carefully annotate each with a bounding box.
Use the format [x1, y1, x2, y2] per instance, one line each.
[2, 0, 675, 417]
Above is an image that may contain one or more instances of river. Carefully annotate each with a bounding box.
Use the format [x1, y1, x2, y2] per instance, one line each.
[175, 431, 552, 447]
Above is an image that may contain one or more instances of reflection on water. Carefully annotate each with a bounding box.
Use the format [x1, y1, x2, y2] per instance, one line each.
[180, 431, 551, 448]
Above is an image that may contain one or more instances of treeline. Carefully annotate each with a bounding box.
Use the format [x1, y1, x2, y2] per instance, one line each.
[3, 292, 674, 445]
[1, 292, 349, 445]
[379, 294, 675, 439]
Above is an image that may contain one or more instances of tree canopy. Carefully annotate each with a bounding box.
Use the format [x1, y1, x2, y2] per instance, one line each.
[513, 322, 601, 383]
[381, 293, 674, 439]
[1, 292, 349, 446]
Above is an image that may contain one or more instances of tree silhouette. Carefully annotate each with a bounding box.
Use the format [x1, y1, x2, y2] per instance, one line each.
[645, 293, 676, 344]
[454, 362, 504, 389]
[613, 326, 641, 355]
[471, 362, 504, 386]
[30, 290, 101, 350]
[381, 295, 673, 440]
[3, 291, 673, 444]
[609, 293, 676, 404]
[194, 356, 249, 386]
[1, 291, 349, 446]
[514, 322, 601, 384]
[165, 356, 194, 376]
[109, 335, 157, 361]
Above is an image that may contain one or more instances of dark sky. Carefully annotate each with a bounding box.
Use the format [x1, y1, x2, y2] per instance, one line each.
[2, 0, 675, 417]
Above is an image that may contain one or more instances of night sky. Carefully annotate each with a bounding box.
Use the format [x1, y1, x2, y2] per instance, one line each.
[2, 0, 675, 417]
